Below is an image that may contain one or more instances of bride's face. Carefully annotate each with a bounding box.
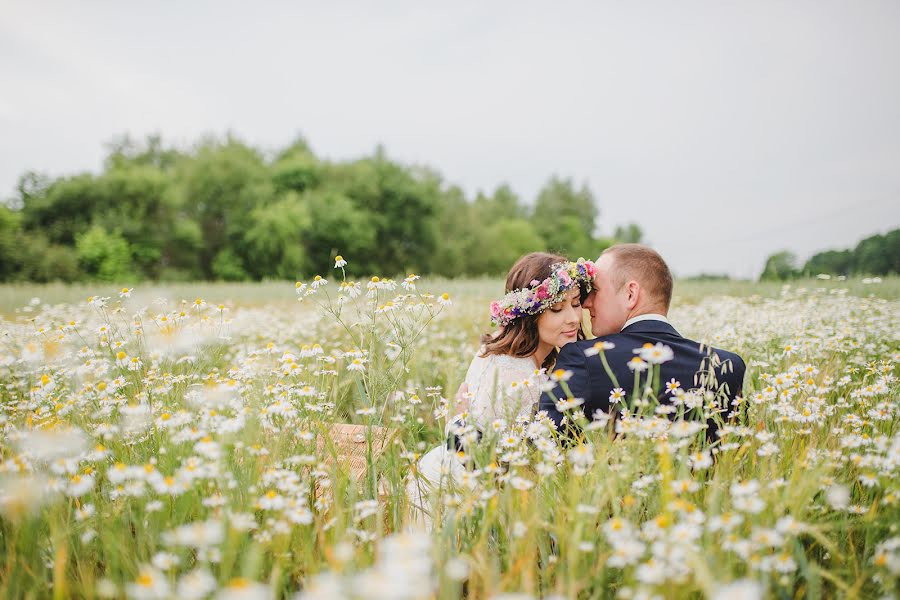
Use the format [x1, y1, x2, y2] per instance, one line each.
[536, 287, 583, 349]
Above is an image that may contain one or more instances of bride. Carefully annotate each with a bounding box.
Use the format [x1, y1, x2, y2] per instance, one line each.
[406, 252, 596, 528]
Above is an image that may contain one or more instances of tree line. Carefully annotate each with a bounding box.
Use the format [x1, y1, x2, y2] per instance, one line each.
[0, 134, 644, 283]
[760, 229, 900, 281]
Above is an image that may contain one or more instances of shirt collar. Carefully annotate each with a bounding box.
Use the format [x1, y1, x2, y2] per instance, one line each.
[621, 313, 669, 332]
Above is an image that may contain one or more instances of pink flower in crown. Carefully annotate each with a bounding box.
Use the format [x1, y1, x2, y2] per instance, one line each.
[583, 261, 596, 277]
[556, 268, 572, 287]
[534, 283, 550, 301]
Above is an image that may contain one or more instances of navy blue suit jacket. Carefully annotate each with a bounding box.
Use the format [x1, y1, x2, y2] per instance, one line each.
[538, 319, 745, 440]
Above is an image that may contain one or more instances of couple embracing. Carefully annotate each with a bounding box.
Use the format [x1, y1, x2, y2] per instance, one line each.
[407, 244, 745, 526]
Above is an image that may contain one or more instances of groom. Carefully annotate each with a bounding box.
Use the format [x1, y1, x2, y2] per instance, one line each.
[538, 244, 745, 441]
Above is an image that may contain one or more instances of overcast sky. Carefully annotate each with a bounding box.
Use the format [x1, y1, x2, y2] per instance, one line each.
[2, 1, 898, 278]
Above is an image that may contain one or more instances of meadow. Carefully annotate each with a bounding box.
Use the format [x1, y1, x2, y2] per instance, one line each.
[0, 272, 897, 599]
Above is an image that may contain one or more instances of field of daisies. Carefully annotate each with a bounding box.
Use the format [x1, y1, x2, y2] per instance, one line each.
[0, 271, 897, 600]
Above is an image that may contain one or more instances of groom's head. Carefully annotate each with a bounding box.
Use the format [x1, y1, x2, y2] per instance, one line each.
[583, 244, 673, 336]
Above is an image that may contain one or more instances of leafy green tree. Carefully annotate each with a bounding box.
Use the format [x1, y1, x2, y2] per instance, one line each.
[104, 134, 183, 172]
[0, 206, 20, 280]
[75, 225, 134, 281]
[160, 218, 204, 281]
[804, 249, 854, 276]
[760, 250, 799, 281]
[243, 193, 311, 279]
[0, 208, 81, 282]
[802, 229, 898, 277]
[473, 184, 527, 223]
[472, 219, 545, 274]
[22, 173, 106, 245]
[17, 231, 81, 282]
[854, 233, 891, 275]
[542, 216, 596, 260]
[272, 136, 320, 193]
[19, 157, 188, 280]
[885, 229, 900, 274]
[532, 176, 598, 244]
[91, 166, 175, 279]
[211, 248, 249, 281]
[432, 186, 483, 277]
[613, 223, 643, 244]
[301, 190, 376, 276]
[36, 243, 82, 282]
[173, 137, 275, 279]
[13, 170, 52, 211]
[98, 135, 201, 279]
[326, 151, 440, 275]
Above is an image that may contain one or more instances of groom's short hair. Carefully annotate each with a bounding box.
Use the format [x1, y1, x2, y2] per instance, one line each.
[601, 244, 674, 310]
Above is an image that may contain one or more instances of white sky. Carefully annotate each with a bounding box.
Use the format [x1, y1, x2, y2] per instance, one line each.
[1, 1, 898, 278]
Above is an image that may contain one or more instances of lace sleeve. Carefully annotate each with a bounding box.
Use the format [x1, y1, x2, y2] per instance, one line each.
[465, 353, 542, 430]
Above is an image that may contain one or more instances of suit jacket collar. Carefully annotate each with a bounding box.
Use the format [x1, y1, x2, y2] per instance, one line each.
[620, 319, 682, 338]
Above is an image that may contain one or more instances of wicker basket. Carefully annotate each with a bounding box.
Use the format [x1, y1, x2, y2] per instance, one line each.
[315, 423, 397, 482]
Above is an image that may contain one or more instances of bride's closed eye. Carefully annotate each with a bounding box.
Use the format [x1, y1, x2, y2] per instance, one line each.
[550, 300, 581, 312]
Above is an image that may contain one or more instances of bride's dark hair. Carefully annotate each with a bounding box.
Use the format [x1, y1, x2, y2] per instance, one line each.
[481, 252, 588, 370]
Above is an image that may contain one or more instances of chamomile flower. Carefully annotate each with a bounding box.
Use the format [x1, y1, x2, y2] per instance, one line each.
[638, 342, 674, 364]
[688, 450, 713, 470]
[126, 565, 170, 599]
[665, 378, 681, 394]
[176, 568, 217, 600]
[550, 369, 573, 382]
[585, 340, 615, 356]
[627, 356, 648, 372]
[66, 473, 95, 497]
[609, 387, 627, 404]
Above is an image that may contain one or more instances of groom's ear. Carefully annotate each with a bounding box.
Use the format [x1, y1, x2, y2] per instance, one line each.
[624, 280, 640, 309]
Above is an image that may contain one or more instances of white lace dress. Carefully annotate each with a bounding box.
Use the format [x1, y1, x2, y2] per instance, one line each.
[406, 350, 545, 528]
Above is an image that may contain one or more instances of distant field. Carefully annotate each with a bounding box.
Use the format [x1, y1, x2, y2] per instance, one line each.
[1, 276, 897, 316]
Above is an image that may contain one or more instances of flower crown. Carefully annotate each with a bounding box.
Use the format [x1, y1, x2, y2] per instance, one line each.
[490, 259, 596, 327]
